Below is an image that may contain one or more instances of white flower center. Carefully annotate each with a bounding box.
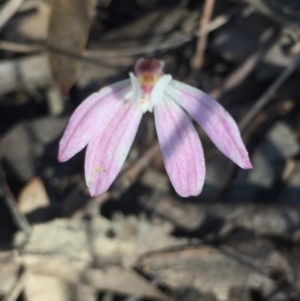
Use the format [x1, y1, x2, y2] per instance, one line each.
[128, 73, 172, 113]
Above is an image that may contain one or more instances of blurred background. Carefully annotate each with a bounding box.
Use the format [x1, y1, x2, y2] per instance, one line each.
[1, 0, 300, 300]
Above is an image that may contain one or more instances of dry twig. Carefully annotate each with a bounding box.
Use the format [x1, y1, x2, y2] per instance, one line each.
[2, 270, 27, 301]
[0, 0, 24, 31]
[192, 0, 216, 69]
[1, 184, 31, 238]
[0, 164, 31, 238]
[210, 29, 277, 99]
[0, 40, 43, 53]
[239, 53, 300, 132]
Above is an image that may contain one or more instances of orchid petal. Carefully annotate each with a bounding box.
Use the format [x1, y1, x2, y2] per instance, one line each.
[151, 74, 172, 107]
[166, 80, 252, 169]
[129, 72, 142, 103]
[154, 97, 205, 197]
[85, 102, 143, 197]
[58, 79, 131, 162]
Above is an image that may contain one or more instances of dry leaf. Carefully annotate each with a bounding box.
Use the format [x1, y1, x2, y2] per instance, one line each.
[15, 215, 186, 268]
[24, 273, 75, 301]
[0, 252, 20, 297]
[2, 2, 50, 42]
[28, 262, 171, 301]
[47, 0, 95, 94]
[18, 177, 49, 215]
[138, 240, 292, 300]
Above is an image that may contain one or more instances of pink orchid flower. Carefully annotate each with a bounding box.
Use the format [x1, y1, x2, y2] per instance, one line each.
[58, 58, 252, 197]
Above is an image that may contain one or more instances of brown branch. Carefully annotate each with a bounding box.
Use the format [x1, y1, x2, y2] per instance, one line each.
[192, 0, 216, 70]
[2, 271, 27, 301]
[239, 52, 300, 132]
[0, 162, 31, 239]
[210, 29, 278, 99]
[0, 0, 24, 31]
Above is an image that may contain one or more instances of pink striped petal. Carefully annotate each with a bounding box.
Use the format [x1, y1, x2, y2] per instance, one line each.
[85, 102, 143, 197]
[166, 80, 252, 169]
[154, 97, 205, 197]
[58, 79, 131, 162]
